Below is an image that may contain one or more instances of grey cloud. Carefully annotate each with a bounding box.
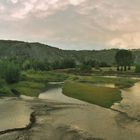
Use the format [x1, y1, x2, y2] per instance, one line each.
[0, 0, 140, 50]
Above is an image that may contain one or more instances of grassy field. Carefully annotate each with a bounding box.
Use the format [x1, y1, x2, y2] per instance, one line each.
[63, 82, 122, 108]
[0, 69, 138, 97]
[97, 66, 135, 72]
[10, 71, 68, 97]
[10, 81, 46, 97]
[23, 70, 68, 82]
[77, 76, 138, 89]
[0, 70, 69, 97]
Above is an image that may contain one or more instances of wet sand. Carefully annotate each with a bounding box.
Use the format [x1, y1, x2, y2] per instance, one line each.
[0, 98, 32, 132]
[1, 82, 140, 140]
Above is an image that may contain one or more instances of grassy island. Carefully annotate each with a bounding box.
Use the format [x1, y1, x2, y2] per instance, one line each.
[63, 82, 122, 108]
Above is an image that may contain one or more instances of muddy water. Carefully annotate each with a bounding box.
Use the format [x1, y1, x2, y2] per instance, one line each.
[37, 82, 140, 140]
[39, 83, 115, 103]
[1, 82, 140, 140]
[39, 88, 87, 104]
[113, 81, 140, 118]
[0, 98, 32, 131]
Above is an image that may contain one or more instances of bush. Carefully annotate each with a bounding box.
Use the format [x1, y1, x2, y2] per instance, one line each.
[135, 65, 140, 73]
[0, 62, 21, 83]
[22, 59, 51, 71]
[79, 64, 92, 73]
[51, 59, 76, 69]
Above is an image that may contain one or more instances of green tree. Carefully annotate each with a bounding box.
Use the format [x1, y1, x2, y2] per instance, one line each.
[79, 64, 92, 73]
[1, 62, 21, 83]
[135, 65, 140, 73]
[115, 50, 134, 71]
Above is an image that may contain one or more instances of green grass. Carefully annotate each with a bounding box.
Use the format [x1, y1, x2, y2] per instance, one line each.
[0, 69, 138, 97]
[77, 76, 137, 89]
[63, 82, 122, 108]
[10, 81, 46, 97]
[0, 79, 14, 96]
[9, 70, 68, 97]
[23, 70, 68, 82]
[0, 86, 14, 96]
[98, 66, 135, 72]
[0, 70, 69, 97]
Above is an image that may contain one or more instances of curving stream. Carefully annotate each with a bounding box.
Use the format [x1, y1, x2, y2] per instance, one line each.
[37, 82, 140, 140]
[1, 81, 140, 140]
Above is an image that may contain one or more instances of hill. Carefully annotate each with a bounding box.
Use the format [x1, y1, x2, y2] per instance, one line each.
[0, 39, 139, 64]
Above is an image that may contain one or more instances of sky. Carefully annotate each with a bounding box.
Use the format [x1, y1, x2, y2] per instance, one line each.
[0, 0, 140, 50]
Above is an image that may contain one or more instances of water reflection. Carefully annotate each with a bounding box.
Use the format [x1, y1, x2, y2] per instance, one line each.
[39, 82, 140, 140]
[113, 82, 140, 118]
[39, 88, 86, 104]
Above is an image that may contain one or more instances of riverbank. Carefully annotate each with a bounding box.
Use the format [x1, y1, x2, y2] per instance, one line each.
[1, 82, 140, 140]
[63, 82, 122, 108]
[0, 70, 139, 99]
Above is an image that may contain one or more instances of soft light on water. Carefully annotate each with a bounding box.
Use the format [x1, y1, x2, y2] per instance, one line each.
[0, 98, 31, 131]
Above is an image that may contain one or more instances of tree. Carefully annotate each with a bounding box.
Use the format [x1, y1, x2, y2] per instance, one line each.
[79, 64, 92, 73]
[135, 65, 140, 73]
[61, 59, 76, 69]
[51, 59, 76, 69]
[115, 50, 134, 71]
[0, 61, 21, 83]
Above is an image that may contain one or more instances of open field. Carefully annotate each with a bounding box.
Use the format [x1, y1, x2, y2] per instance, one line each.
[63, 82, 122, 108]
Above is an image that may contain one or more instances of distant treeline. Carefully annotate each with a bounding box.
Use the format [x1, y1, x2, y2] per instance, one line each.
[15, 59, 110, 71]
[0, 58, 110, 84]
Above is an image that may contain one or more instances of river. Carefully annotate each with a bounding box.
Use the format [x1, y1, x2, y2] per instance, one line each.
[0, 98, 32, 132]
[1, 82, 140, 140]
[37, 82, 140, 140]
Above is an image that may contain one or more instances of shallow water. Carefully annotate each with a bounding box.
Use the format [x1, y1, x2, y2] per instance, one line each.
[39, 88, 87, 104]
[93, 83, 115, 88]
[1, 81, 140, 140]
[0, 98, 32, 131]
[39, 83, 115, 102]
[38, 82, 140, 140]
[113, 82, 140, 118]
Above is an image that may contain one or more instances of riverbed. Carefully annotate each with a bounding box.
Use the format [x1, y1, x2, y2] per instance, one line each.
[0, 98, 32, 131]
[0, 82, 140, 140]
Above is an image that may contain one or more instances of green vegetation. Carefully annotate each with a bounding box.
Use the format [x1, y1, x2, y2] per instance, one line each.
[79, 63, 92, 73]
[0, 70, 68, 97]
[135, 65, 140, 73]
[0, 61, 21, 83]
[0, 79, 13, 96]
[115, 50, 134, 71]
[78, 76, 137, 89]
[0, 39, 139, 99]
[10, 81, 46, 97]
[63, 82, 122, 108]
[24, 70, 68, 82]
[9, 71, 68, 97]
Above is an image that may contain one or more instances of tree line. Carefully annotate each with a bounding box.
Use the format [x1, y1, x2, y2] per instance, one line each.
[0, 49, 140, 85]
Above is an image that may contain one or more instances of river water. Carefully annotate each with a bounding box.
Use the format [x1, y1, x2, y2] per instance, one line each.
[38, 82, 140, 140]
[0, 98, 32, 131]
[1, 82, 140, 140]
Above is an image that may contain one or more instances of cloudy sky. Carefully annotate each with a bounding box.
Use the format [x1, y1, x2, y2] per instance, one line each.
[0, 0, 140, 50]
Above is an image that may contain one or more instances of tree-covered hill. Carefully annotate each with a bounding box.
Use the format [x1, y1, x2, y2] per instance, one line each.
[0, 39, 139, 65]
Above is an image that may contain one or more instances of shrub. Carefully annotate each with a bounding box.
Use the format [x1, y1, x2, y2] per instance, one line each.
[0, 62, 21, 83]
[79, 64, 92, 73]
[135, 65, 140, 73]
